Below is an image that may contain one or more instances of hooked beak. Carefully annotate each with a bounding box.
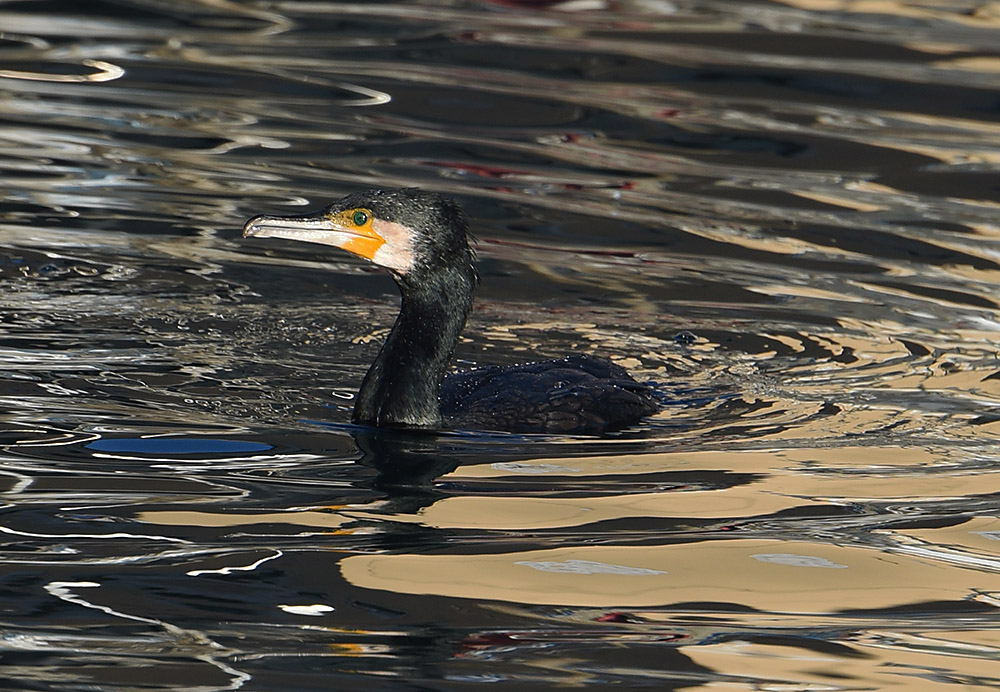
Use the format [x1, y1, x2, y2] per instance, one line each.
[244, 211, 356, 244]
[243, 210, 385, 261]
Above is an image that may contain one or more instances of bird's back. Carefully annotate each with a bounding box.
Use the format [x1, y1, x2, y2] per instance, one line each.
[440, 354, 658, 434]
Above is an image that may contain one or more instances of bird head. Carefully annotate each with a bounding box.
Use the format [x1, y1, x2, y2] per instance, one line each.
[243, 188, 473, 281]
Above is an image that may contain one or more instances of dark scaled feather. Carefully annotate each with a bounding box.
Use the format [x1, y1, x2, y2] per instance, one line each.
[441, 354, 659, 434]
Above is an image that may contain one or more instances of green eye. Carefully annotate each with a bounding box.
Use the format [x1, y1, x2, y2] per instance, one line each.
[352, 210, 369, 226]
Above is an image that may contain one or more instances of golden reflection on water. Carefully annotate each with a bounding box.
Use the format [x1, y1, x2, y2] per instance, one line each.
[791, 189, 890, 212]
[340, 537, 1000, 610]
[771, 0, 1000, 28]
[687, 636, 1000, 692]
[0, 58, 124, 82]
[350, 486, 803, 530]
[1, 0, 1000, 688]
[137, 509, 351, 529]
[332, 446, 1000, 533]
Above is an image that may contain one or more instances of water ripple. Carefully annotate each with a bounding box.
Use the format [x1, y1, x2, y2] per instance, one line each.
[1, 0, 1000, 689]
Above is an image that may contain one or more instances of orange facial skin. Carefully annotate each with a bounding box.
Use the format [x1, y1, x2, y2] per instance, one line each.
[325, 207, 384, 261]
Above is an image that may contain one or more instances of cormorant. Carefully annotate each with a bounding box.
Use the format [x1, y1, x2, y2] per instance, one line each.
[243, 188, 658, 434]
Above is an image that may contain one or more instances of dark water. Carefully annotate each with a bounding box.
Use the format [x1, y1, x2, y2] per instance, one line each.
[2, 0, 1000, 689]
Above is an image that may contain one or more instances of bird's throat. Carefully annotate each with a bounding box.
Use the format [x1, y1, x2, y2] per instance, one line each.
[352, 267, 475, 429]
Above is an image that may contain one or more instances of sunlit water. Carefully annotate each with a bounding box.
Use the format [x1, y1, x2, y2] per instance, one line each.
[1, 0, 1000, 689]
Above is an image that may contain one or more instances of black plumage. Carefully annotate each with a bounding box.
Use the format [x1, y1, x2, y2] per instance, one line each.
[441, 354, 658, 434]
[244, 188, 658, 434]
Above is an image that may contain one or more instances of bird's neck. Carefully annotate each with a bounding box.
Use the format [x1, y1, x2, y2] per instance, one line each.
[352, 264, 475, 429]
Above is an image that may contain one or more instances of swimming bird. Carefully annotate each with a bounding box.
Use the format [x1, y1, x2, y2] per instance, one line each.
[243, 188, 658, 434]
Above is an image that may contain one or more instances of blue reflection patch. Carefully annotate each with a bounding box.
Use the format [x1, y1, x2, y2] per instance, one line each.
[87, 438, 272, 454]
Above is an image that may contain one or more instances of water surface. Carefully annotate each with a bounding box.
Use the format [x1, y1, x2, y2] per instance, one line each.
[1, 0, 1000, 689]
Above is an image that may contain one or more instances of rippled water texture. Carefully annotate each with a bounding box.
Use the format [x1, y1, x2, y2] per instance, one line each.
[2, 0, 1000, 689]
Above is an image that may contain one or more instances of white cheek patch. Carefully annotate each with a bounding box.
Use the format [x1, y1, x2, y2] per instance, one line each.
[372, 218, 416, 273]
